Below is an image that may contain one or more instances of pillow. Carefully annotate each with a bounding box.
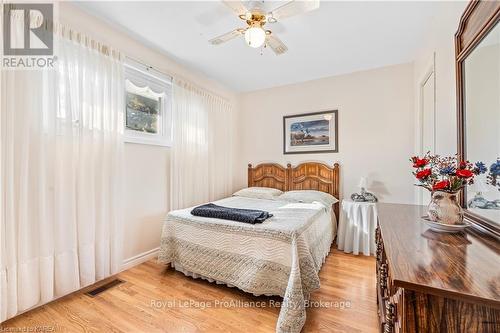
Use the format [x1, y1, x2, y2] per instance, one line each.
[232, 187, 283, 200]
[278, 190, 339, 208]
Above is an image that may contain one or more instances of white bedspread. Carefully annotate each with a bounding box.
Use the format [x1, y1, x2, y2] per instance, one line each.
[158, 196, 336, 333]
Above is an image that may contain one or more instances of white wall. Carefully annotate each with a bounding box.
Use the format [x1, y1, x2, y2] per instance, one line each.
[413, 1, 468, 156]
[235, 63, 416, 204]
[59, 3, 238, 268]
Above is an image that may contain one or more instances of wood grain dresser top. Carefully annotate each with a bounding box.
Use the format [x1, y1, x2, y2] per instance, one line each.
[377, 203, 500, 307]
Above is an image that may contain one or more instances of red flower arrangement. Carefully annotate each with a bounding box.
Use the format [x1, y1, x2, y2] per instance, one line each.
[432, 180, 450, 191]
[413, 158, 428, 168]
[416, 168, 432, 179]
[410, 153, 485, 193]
[456, 169, 474, 178]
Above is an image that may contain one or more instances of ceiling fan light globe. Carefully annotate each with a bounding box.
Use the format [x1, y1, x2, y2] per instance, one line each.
[244, 27, 266, 48]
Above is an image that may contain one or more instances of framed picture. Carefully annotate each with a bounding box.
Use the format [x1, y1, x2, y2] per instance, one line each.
[283, 110, 338, 154]
[124, 60, 172, 146]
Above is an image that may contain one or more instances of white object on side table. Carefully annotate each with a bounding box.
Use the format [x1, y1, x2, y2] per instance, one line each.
[337, 199, 378, 256]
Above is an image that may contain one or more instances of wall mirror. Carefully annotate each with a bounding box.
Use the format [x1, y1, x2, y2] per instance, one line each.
[456, 1, 500, 238]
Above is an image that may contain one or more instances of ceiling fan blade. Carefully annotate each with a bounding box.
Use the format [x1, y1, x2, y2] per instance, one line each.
[268, 0, 320, 22]
[209, 29, 244, 45]
[222, 0, 249, 16]
[266, 34, 288, 55]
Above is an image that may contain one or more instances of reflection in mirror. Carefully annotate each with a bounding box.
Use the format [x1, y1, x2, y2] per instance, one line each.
[464, 22, 500, 227]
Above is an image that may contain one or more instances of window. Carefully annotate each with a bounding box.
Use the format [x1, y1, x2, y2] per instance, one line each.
[124, 58, 172, 146]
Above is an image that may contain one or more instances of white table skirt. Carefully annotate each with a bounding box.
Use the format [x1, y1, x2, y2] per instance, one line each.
[337, 200, 377, 256]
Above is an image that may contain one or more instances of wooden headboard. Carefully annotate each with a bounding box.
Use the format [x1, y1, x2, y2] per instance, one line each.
[248, 162, 340, 220]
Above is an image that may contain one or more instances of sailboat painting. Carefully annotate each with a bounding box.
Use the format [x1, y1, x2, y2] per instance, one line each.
[283, 110, 338, 154]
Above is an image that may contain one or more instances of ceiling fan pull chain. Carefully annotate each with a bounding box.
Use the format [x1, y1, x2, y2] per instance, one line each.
[260, 42, 267, 56]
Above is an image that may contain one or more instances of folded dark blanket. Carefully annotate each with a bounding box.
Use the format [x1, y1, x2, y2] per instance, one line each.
[191, 203, 273, 224]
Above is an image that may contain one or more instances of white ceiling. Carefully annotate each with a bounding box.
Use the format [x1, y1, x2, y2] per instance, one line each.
[77, 1, 444, 92]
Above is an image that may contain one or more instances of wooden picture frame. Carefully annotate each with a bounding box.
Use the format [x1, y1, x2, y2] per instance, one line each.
[283, 110, 338, 154]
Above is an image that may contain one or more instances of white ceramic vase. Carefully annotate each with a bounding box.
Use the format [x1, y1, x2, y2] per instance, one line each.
[427, 191, 464, 225]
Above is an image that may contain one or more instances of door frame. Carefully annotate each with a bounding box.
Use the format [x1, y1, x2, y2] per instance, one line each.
[418, 53, 436, 155]
[416, 53, 436, 205]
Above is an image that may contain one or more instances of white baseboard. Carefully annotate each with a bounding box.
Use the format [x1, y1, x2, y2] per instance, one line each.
[121, 247, 159, 271]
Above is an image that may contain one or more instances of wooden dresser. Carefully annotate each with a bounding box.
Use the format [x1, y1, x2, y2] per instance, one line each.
[376, 204, 500, 332]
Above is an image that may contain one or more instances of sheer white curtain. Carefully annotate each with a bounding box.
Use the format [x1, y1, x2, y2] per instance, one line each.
[170, 79, 233, 210]
[0, 34, 124, 321]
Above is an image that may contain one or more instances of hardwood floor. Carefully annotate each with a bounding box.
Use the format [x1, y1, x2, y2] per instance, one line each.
[1, 249, 378, 333]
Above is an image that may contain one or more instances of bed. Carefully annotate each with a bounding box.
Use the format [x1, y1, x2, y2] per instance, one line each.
[159, 162, 340, 333]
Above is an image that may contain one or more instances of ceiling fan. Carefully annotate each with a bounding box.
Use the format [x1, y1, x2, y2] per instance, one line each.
[209, 0, 320, 55]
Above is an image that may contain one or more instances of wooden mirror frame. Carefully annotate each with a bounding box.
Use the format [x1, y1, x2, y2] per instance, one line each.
[456, 0, 500, 238]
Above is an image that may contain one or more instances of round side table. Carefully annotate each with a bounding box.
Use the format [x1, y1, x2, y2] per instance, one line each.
[337, 199, 378, 256]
